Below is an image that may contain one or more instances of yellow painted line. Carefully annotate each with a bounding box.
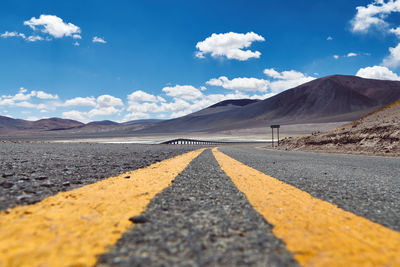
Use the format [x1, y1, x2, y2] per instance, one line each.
[212, 148, 400, 267]
[0, 148, 205, 267]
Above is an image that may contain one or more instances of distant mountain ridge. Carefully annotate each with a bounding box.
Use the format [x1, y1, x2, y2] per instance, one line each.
[139, 75, 400, 133]
[1, 75, 399, 136]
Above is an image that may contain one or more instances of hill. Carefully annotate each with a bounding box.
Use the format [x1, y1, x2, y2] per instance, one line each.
[279, 98, 400, 156]
[140, 75, 400, 133]
[1, 74, 399, 137]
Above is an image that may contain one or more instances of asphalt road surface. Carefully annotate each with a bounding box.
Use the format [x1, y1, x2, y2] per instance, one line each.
[0, 142, 399, 266]
[220, 145, 400, 232]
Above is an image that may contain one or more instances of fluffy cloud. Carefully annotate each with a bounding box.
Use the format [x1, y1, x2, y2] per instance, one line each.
[35, 91, 59, 99]
[263, 68, 316, 93]
[63, 97, 96, 107]
[87, 95, 124, 118]
[96, 95, 123, 108]
[0, 31, 44, 42]
[390, 26, 400, 37]
[195, 32, 265, 61]
[356, 65, 400, 80]
[207, 69, 315, 95]
[1, 31, 26, 39]
[24, 15, 81, 39]
[333, 55, 340, 59]
[123, 112, 150, 121]
[93, 36, 106, 43]
[382, 42, 400, 68]
[62, 110, 89, 123]
[1, 87, 58, 103]
[327, 36, 333, 41]
[127, 90, 164, 103]
[162, 85, 203, 100]
[206, 77, 269, 92]
[351, 0, 400, 33]
[2, 15, 82, 43]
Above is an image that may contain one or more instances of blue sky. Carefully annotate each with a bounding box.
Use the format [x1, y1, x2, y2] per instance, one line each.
[1, 0, 400, 122]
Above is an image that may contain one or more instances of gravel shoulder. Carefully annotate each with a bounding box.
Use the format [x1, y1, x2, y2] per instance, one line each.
[97, 149, 298, 267]
[0, 142, 197, 211]
[220, 145, 400, 231]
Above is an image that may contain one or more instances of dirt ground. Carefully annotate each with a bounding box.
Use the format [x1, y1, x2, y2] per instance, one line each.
[278, 100, 400, 157]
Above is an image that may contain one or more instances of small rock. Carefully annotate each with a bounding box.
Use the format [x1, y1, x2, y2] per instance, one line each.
[2, 172, 15, 178]
[124, 175, 130, 179]
[0, 181, 14, 188]
[16, 194, 31, 202]
[40, 181, 54, 187]
[62, 181, 70, 186]
[34, 176, 48, 180]
[129, 215, 148, 224]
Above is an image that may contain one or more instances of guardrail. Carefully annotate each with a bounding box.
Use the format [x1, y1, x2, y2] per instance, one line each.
[160, 138, 270, 145]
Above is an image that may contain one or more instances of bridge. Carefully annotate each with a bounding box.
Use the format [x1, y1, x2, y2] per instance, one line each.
[160, 138, 269, 145]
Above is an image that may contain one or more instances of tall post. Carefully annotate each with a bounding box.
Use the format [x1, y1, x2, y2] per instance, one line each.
[277, 127, 280, 146]
[272, 128, 274, 148]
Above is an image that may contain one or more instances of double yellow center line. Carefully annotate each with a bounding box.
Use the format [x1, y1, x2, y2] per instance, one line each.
[0, 148, 399, 267]
[212, 148, 400, 266]
[0, 149, 205, 267]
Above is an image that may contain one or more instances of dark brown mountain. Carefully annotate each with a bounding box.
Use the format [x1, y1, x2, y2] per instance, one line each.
[0, 116, 84, 135]
[1, 75, 399, 136]
[140, 75, 400, 133]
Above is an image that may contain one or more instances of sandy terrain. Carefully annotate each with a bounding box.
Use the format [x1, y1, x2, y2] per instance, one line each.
[279, 100, 400, 157]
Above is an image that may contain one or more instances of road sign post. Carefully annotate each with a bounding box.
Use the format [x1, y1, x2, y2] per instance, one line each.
[270, 125, 280, 148]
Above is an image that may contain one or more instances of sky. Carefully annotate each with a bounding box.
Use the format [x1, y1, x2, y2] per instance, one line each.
[1, 0, 400, 123]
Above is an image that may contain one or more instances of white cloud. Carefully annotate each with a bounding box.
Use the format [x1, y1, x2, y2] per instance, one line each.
[34, 91, 59, 99]
[327, 36, 333, 41]
[62, 110, 89, 123]
[88, 106, 121, 117]
[87, 95, 124, 118]
[26, 35, 43, 42]
[207, 69, 315, 95]
[96, 95, 123, 108]
[24, 14, 81, 39]
[123, 112, 150, 122]
[93, 36, 106, 43]
[195, 32, 265, 61]
[382, 42, 400, 68]
[347, 52, 358, 57]
[206, 77, 269, 92]
[333, 55, 340, 59]
[390, 26, 400, 37]
[127, 90, 160, 103]
[356, 65, 400, 80]
[1, 31, 26, 39]
[15, 101, 37, 108]
[162, 85, 203, 100]
[351, 0, 400, 33]
[64, 97, 96, 107]
[1, 31, 43, 42]
[0, 99, 14, 106]
[73, 41, 80, 46]
[263, 68, 316, 93]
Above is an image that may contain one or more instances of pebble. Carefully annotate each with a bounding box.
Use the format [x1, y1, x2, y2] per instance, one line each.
[129, 215, 148, 224]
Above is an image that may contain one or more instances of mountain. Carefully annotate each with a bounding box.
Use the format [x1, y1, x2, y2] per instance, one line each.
[1, 75, 399, 137]
[0, 116, 84, 135]
[140, 75, 400, 133]
[86, 120, 120, 126]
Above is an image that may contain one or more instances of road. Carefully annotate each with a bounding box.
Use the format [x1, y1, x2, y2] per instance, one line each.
[0, 143, 399, 266]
